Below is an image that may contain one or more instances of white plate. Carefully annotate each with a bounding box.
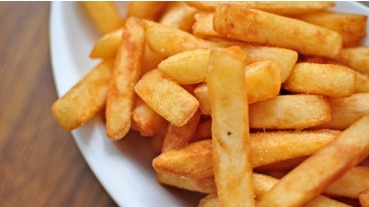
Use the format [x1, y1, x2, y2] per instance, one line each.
[50, 2, 369, 207]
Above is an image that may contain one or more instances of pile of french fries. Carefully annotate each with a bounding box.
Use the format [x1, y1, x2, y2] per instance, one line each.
[51, 1, 369, 207]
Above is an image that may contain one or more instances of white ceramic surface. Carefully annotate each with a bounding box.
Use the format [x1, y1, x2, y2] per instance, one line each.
[50, 2, 369, 207]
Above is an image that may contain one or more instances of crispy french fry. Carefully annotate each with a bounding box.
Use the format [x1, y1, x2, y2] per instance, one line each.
[106, 17, 145, 140]
[194, 84, 211, 115]
[335, 46, 369, 76]
[158, 48, 210, 84]
[259, 115, 369, 207]
[131, 99, 167, 137]
[283, 63, 356, 98]
[161, 110, 201, 152]
[159, 2, 197, 32]
[355, 71, 369, 93]
[127, 1, 167, 21]
[207, 47, 254, 206]
[143, 20, 219, 57]
[249, 95, 331, 129]
[198, 194, 220, 207]
[315, 93, 369, 130]
[213, 4, 342, 58]
[52, 59, 114, 130]
[295, 10, 367, 47]
[187, 1, 335, 15]
[135, 69, 199, 127]
[89, 28, 123, 59]
[193, 13, 222, 38]
[82, 1, 123, 34]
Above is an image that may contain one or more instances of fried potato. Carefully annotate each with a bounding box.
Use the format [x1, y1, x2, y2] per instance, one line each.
[127, 1, 167, 21]
[295, 10, 367, 47]
[259, 115, 369, 207]
[355, 71, 369, 93]
[283, 63, 356, 98]
[52, 59, 114, 130]
[158, 48, 210, 84]
[249, 95, 331, 129]
[144, 20, 219, 57]
[187, 1, 335, 15]
[161, 110, 201, 152]
[89, 28, 123, 59]
[360, 189, 369, 207]
[105, 17, 145, 140]
[159, 2, 197, 32]
[82, 1, 123, 34]
[213, 4, 342, 58]
[194, 84, 211, 115]
[198, 194, 220, 207]
[135, 69, 199, 127]
[315, 93, 369, 130]
[335, 46, 369, 76]
[207, 47, 254, 206]
[192, 13, 222, 38]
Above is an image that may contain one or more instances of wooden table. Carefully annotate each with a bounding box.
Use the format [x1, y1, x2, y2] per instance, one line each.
[0, 2, 116, 206]
[1, 2, 369, 207]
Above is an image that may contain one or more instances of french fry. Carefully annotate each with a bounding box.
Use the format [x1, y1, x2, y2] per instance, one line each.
[315, 93, 369, 130]
[82, 1, 123, 34]
[193, 13, 222, 38]
[194, 84, 211, 115]
[295, 10, 367, 47]
[207, 47, 254, 206]
[259, 115, 369, 207]
[187, 1, 335, 16]
[52, 59, 114, 130]
[143, 20, 219, 57]
[105, 17, 145, 140]
[213, 4, 342, 58]
[135, 69, 199, 127]
[89, 28, 123, 59]
[249, 95, 331, 129]
[126, 1, 167, 21]
[355, 71, 369, 93]
[158, 48, 210, 84]
[194, 119, 212, 140]
[131, 99, 167, 137]
[283, 63, 356, 98]
[159, 2, 198, 32]
[161, 110, 201, 152]
[198, 194, 220, 207]
[335, 46, 369, 76]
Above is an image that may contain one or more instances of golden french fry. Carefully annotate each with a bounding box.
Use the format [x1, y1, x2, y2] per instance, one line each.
[207, 47, 254, 206]
[143, 20, 219, 57]
[259, 115, 369, 207]
[89, 28, 123, 59]
[135, 69, 199, 127]
[159, 2, 197, 32]
[335, 46, 369, 76]
[283, 63, 356, 98]
[82, 1, 123, 34]
[158, 48, 210, 84]
[315, 93, 369, 130]
[187, 1, 335, 15]
[161, 110, 201, 152]
[106, 17, 145, 140]
[131, 100, 167, 137]
[355, 71, 369, 93]
[193, 13, 222, 38]
[194, 84, 211, 115]
[198, 194, 220, 207]
[127, 1, 167, 21]
[295, 10, 367, 47]
[52, 59, 114, 130]
[249, 95, 331, 129]
[213, 4, 342, 58]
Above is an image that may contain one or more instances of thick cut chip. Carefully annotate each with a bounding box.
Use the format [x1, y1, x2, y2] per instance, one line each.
[194, 84, 211, 115]
[159, 2, 198, 32]
[143, 20, 219, 57]
[207, 48, 254, 207]
[52, 59, 114, 130]
[336, 46, 369, 76]
[249, 95, 331, 129]
[89, 28, 123, 59]
[135, 69, 199, 127]
[105, 17, 145, 140]
[126, 1, 167, 21]
[259, 115, 369, 207]
[315, 93, 369, 129]
[82, 1, 122, 34]
[283, 63, 356, 98]
[213, 4, 342, 58]
[193, 13, 222, 38]
[295, 10, 367, 47]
